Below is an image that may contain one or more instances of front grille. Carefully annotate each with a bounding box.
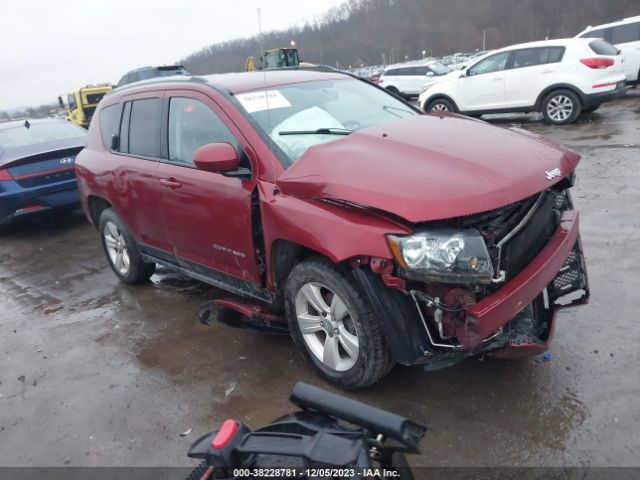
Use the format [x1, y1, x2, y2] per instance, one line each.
[500, 192, 556, 280]
[550, 244, 585, 296]
[451, 188, 571, 281]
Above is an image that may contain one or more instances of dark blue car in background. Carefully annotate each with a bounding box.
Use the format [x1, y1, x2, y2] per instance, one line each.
[0, 119, 86, 228]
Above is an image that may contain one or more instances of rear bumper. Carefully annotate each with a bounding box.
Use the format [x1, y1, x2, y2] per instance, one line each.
[581, 81, 629, 107]
[0, 178, 79, 219]
[466, 210, 582, 343]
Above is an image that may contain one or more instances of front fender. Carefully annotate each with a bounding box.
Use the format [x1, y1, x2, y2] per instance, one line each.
[259, 181, 410, 286]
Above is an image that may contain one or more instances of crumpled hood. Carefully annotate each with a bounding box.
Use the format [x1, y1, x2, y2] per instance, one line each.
[276, 114, 580, 223]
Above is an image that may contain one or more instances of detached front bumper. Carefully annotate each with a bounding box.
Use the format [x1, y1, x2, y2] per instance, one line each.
[355, 209, 588, 367]
[465, 210, 587, 345]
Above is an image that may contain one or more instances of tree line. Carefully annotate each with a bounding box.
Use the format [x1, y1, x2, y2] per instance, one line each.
[0, 103, 59, 122]
[181, 0, 638, 73]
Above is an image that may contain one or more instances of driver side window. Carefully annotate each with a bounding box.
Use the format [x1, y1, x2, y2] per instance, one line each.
[168, 97, 237, 165]
[468, 52, 510, 76]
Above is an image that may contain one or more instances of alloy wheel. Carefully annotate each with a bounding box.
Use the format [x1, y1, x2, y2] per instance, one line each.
[294, 282, 359, 372]
[430, 103, 450, 112]
[546, 94, 574, 122]
[103, 221, 130, 275]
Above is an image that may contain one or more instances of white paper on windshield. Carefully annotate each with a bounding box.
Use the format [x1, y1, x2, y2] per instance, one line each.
[236, 90, 291, 113]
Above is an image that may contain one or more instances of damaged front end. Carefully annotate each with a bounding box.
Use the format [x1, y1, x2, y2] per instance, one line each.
[354, 181, 589, 370]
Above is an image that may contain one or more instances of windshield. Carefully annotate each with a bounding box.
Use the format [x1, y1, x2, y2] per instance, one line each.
[235, 78, 417, 164]
[0, 122, 85, 149]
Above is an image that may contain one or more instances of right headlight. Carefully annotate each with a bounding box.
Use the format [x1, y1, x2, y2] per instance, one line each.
[387, 229, 494, 284]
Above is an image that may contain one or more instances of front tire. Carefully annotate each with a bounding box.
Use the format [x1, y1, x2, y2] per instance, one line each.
[99, 208, 155, 284]
[426, 98, 456, 113]
[541, 89, 581, 125]
[285, 258, 391, 390]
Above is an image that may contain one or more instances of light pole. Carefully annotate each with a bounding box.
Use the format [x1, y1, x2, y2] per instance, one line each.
[290, 40, 296, 47]
[422, 50, 426, 58]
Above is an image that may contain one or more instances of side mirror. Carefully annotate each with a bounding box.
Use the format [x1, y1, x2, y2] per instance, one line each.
[460, 68, 468, 77]
[110, 133, 119, 150]
[193, 143, 240, 174]
[58, 96, 64, 108]
[426, 71, 434, 77]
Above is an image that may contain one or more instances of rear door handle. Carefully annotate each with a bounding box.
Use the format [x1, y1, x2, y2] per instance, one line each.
[159, 178, 182, 190]
[541, 69, 554, 74]
[492, 76, 503, 81]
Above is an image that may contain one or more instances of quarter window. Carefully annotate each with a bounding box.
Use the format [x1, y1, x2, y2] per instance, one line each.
[127, 98, 161, 157]
[168, 97, 237, 165]
[467, 52, 510, 76]
[589, 39, 619, 56]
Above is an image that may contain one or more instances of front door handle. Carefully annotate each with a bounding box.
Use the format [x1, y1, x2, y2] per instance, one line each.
[492, 76, 503, 81]
[159, 178, 182, 190]
[541, 69, 554, 74]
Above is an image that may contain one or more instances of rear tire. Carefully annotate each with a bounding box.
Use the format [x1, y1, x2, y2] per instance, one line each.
[98, 208, 155, 284]
[285, 257, 391, 390]
[541, 89, 581, 125]
[426, 98, 456, 113]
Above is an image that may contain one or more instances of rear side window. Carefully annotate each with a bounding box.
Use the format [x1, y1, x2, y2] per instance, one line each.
[99, 105, 119, 149]
[168, 97, 237, 165]
[610, 22, 640, 44]
[589, 39, 619, 55]
[511, 47, 565, 68]
[412, 67, 429, 75]
[127, 98, 161, 157]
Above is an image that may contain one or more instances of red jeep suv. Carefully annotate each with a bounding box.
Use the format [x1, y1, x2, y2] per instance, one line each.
[75, 70, 589, 389]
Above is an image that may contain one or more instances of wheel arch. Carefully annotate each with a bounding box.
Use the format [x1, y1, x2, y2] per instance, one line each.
[87, 195, 113, 229]
[535, 84, 585, 111]
[422, 94, 459, 113]
[270, 239, 319, 291]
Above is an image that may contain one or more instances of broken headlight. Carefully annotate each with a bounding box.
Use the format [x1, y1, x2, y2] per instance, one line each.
[387, 229, 494, 284]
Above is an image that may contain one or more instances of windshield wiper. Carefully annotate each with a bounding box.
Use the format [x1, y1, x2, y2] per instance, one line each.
[382, 104, 414, 118]
[278, 128, 353, 136]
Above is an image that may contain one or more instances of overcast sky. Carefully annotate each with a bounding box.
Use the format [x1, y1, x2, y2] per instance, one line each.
[0, 0, 344, 110]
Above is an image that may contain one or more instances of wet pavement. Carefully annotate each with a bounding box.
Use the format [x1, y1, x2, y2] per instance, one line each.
[1, 92, 639, 468]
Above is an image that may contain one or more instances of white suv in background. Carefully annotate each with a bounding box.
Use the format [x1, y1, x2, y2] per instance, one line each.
[379, 60, 450, 98]
[577, 16, 640, 84]
[418, 38, 627, 125]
